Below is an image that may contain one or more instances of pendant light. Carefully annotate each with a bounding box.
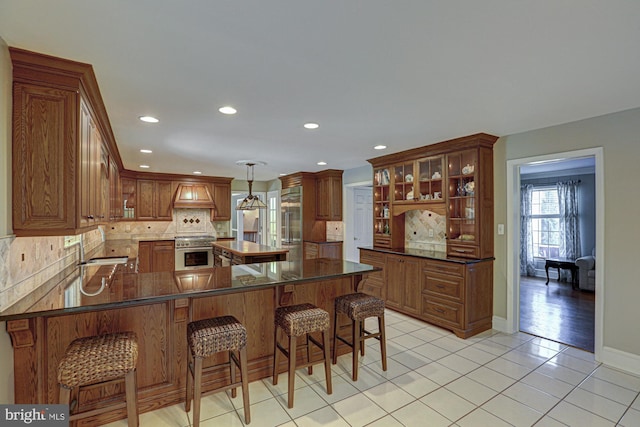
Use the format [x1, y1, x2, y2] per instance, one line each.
[236, 161, 267, 210]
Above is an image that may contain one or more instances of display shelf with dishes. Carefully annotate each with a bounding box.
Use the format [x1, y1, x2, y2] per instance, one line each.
[373, 167, 392, 245]
[417, 156, 444, 202]
[393, 162, 414, 202]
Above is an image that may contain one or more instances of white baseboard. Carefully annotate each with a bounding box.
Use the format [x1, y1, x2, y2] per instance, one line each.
[492, 316, 513, 334]
[600, 346, 640, 377]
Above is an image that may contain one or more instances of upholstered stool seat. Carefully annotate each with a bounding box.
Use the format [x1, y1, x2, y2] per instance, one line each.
[333, 293, 387, 381]
[186, 316, 250, 426]
[58, 331, 139, 426]
[273, 303, 332, 408]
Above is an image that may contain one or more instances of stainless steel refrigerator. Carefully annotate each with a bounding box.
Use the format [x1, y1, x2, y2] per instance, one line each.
[281, 186, 302, 261]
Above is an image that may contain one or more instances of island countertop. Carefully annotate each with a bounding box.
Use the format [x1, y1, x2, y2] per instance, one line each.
[212, 240, 289, 256]
[0, 258, 377, 321]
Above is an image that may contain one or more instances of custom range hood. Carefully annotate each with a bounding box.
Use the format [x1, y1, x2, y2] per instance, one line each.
[173, 183, 216, 209]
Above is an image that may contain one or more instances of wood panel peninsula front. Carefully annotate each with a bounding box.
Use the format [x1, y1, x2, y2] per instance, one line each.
[212, 240, 289, 265]
[1, 256, 377, 425]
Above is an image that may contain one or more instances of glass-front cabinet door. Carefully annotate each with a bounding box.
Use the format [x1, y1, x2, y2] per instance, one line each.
[416, 156, 444, 201]
[392, 162, 414, 202]
[373, 167, 392, 246]
[447, 150, 479, 258]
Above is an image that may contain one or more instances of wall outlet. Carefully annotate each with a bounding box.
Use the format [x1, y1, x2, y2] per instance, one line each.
[498, 224, 505, 235]
[428, 229, 434, 237]
[125, 224, 131, 232]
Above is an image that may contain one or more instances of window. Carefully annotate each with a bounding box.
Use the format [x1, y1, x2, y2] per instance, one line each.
[267, 193, 279, 247]
[530, 187, 560, 259]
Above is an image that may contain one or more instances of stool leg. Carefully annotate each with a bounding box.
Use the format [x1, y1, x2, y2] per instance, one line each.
[124, 369, 139, 427]
[306, 333, 313, 375]
[230, 350, 237, 399]
[360, 321, 366, 356]
[352, 318, 360, 381]
[332, 309, 339, 365]
[287, 334, 297, 408]
[273, 326, 280, 385]
[193, 357, 203, 427]
[59, 385, 72, 407]
[185, 350, 193, 412]
[239, 345, 251, 424]
[379, 315, 387, 372]
[322, 330, 332, 395]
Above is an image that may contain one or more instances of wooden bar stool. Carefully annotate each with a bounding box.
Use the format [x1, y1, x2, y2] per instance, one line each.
[273, 303, 332, 408]
[186, 316, 250, 426]
[58, 331, 139, 426]
[332, 292, 387, 381]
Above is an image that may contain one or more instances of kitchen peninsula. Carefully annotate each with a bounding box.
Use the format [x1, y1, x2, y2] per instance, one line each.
[212, 240, 289, 265]
[0, 253, 377, 425]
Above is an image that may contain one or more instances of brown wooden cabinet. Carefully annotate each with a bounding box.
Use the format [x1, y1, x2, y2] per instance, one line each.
[368, 133, 497, 257]
[358, 249, 493, 338]
[137, 240, 175, 273]
[315, 170, 343, 221]
[212, 182, 231, 220]
[109, 159, 123, 221]
[136, 179, 173, 220]
[304, 241, 343, 259]
[10, 48, 122, 236]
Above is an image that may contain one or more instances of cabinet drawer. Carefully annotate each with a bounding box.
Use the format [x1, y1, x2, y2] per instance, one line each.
[360, 250, 384, 265]
[422, 296, 463, 328]
[374, 235, 392, 248]
[422, 259, 463, 276]
[423, 273, 463, 301]
[447, 243, 479, 258]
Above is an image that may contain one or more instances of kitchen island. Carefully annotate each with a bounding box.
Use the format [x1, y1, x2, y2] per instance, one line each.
[212, 240, 289, 265]
[1, 255, 377, 425]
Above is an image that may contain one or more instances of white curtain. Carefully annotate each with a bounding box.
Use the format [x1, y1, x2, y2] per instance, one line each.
[557, 180, 582, 277]
[520, 184, 536, 276]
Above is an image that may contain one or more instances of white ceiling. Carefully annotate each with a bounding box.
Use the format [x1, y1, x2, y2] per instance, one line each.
[2, 1, 639, 181]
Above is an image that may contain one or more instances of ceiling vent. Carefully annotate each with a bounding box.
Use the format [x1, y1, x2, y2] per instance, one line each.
[173, 183, 216, 209]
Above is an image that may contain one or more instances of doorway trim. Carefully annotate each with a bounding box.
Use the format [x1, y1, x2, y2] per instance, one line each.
[506, 147, 604, 359]
[344, 180, 373, 262]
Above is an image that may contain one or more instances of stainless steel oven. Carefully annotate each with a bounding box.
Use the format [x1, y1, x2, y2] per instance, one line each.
[174, 235, 215, 270]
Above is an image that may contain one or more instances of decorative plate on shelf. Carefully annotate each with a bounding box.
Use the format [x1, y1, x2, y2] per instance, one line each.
[405, 174, 413, 183]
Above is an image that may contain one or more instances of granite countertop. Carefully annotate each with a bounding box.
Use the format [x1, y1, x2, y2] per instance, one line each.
[358, 246, 494, 264]
[0, 254, 377, 322]
[212, 240, 289, 256]
[304, 240, 344, 244]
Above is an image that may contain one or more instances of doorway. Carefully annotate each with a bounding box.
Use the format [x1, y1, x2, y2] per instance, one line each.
[344, 185, 373, 262]
[506, 148, 604, 357]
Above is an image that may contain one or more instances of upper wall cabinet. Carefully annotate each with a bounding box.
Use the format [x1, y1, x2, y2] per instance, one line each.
[11, 48, 122, 236]
[211, 182, 231, 221]
[315, 169, 343, 221]
[368, 133, 497, 257]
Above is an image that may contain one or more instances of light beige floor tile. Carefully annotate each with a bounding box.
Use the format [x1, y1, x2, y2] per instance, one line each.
[341, 364, 389, 392]
[502, 348, 549, 369]
[412, 342, 453, 360]
[390, 348, 432, 370]
[470, 339, 511, 356]
[188, 390, 236, 423]
[230, 379, 275, 409]
[204, 398, 291, 427]
[517, 341, 563, 359]
[456, 408, 513, 427]
[565, 387, 628, 422]
[390, 371, 440, 398]
[391, 319, 425, 334]
[331, 393, 387, 427]
[619, 407, 640, 427]
[431, 335, 469, 353]
[487, 332, 532, 348]
[578, 375, 638, 405]
[591, 365, 640, 392]
[465, 366, 516, 392]
[419, 387, 475, 422]
[549, 352, 600, 374]
[363, 381, 415, 412]
[485, 357, 533, 380]
[521, 371, 575, 399]
[274, 385, 329, 420]
[390, 332, 426, 349]
[563, 346, 597, 362]
[529, 415, 568, 426]
[199, 410, 245, 427]
[409, 327, 448, 343]
[437, 353, 480, 375]
[502, 381, 560, 413]
[365, 414, 405, 426]
[309, 373, 360, 405]
[264, 371, 313, 396]
[455, 345, 497, 365]
[535, 361, 590, 385]
[445, 376, 498, 406]
[391, 400, 451, 427]
[415, 361, 462, 386]
[482, 393, 544, 426]
[528, 336, 568, 352]
[547, 401, 615, 427]
[293, 405, 350, 427]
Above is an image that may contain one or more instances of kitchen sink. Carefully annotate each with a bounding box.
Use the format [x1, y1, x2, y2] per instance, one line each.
[78, 256, 129, 266]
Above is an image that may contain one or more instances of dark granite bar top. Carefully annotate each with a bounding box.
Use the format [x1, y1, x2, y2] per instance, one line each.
[0, 258, 378, 322]
[304, 240, 344, 244]
[358, 246, 494, 264]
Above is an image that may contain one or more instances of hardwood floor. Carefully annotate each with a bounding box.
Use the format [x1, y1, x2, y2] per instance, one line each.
[519, 275, 595, 352]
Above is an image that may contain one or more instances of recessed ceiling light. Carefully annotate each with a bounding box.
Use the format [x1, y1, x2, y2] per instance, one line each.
[140, 149, 153, 154]
[304, 123, 319, 129]
[139, 116, 159, 123]
[219, 106, 237, 115]
[317, 161, 327, 166]
[139, 164, 150, 169]
[374, 145, 387, 150]
[193, 171, 202, 175]
[279, 173, 287, 176]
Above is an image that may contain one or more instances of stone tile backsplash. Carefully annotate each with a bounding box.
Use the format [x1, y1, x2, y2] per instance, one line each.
[404, 210, 446, 252]
[326, 221, 344, 241]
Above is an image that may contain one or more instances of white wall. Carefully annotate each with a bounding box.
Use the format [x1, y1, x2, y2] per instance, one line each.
[493, 107, 640, 362]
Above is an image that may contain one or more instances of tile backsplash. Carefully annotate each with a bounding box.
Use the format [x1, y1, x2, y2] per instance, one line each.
[326, 221, 344, 241]
[404, 210, 446, 252]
